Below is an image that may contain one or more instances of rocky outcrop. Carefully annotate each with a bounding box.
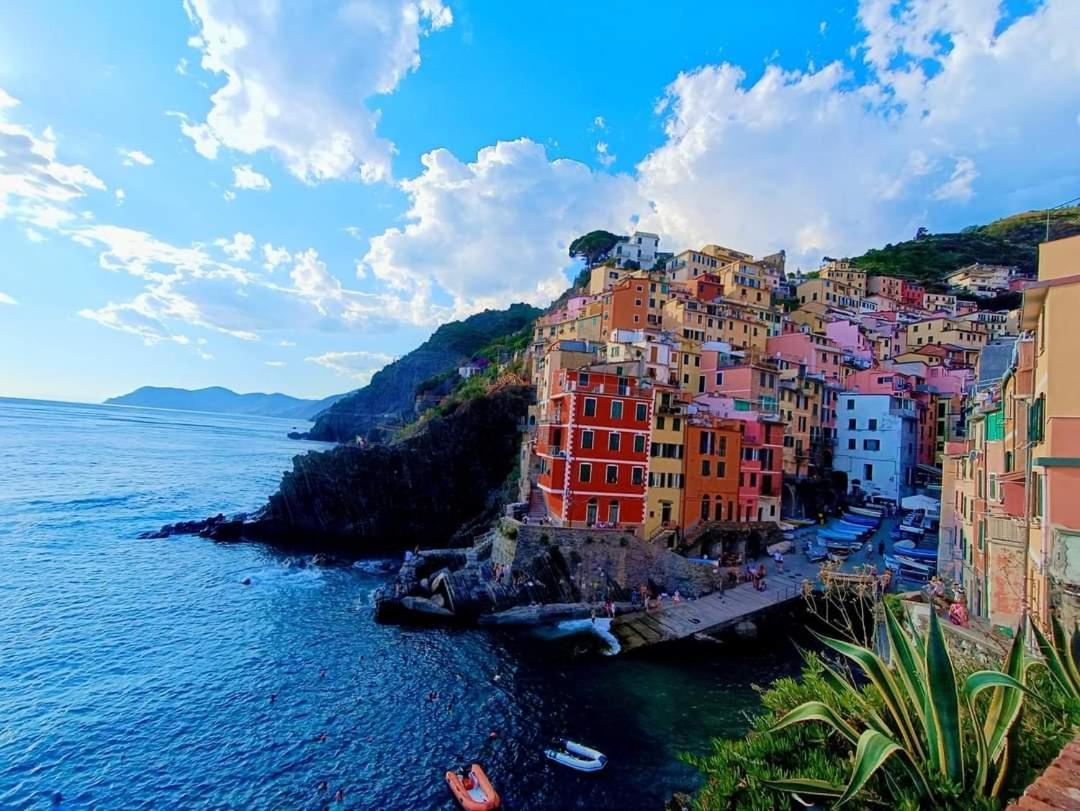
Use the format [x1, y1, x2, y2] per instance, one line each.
[299, 304, 540, 442]
[143, 387, 531, 555]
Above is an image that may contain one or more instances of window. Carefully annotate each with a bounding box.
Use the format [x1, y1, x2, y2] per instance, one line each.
[749, 473, 757, 487]
[672, 418, 681, 431]
[656, 416, 665, 430]
[715, 371, 724, 386]
[848, 418, 857, 430]
[633, 434, 645, 454]
[701, 459, 711, 476]
[608, 432, 621, 451]
[581, 430, 594, 450]
[868, 418, 878, 431]
[631, 467, 643, 486]
[583, 397, 596, 417]
[579, 373, 590, 387]
[635, 402, 647, 421]
[606, 465, 619, 484]
[718, 436, 726, 456]
[579, 463, 591, 483]
[717, 461, 726, 477]
[848, 438, 856, 450]
[989, 473, 998, 501]
[610, 400, 623, 419]
[863, 463, 874, 481]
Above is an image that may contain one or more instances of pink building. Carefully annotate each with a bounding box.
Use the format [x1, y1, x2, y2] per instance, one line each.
[825, 319, 874, 364]
[766, 333, 842, 382]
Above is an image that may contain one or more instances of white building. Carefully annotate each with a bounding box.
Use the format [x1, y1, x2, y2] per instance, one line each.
[834, 393, 918, 504]
[945, 263, 1027, 297]
[612, 231, 660, 269]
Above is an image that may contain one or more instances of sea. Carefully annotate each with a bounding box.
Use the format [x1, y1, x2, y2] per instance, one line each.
[0, 398, 808, 810]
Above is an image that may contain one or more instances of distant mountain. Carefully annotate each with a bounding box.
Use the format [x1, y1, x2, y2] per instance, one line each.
[850, 206, 1080, 287]
[105, 386, 348, 420]
[301, 303, 542, 442]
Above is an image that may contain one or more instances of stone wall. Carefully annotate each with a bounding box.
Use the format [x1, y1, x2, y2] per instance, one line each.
[500, 520, 728, 599]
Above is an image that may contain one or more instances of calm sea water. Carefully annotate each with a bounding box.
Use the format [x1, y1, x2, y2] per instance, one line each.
[0, 398, 807, 810]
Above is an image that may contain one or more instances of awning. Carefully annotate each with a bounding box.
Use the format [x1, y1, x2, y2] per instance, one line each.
[901, 494, 941, 512]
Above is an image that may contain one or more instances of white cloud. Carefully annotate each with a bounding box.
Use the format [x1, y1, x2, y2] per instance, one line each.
[232, 164, 271, 191]
[0, 95, 107, 221]
[595, 141, 616, 168]
[363, 139, 644, 320]
[215, 231, 255, 261]
[819, 20, 827, 35]
[0, 291, 17, 305]
[933, 156, 978, 202]
[262, 242, 291, 271]
[279, 339, 296, 347]
[114, 188, 125, 204]
[305, 349, 393, 383]
[23, 228, 43, 243]
[265, 360, 286, 367]
[176, 58, 189, 75]
[223, 190, 236, 201]
[179, 0, 452, 184]
[632, 0, 1080, 266]
[343, 225, 363, 240]
[119, 148, 154, 167]
[593, 115, 607, 130]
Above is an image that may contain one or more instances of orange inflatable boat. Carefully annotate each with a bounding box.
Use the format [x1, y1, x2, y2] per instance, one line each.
[445, 763, 500, 811]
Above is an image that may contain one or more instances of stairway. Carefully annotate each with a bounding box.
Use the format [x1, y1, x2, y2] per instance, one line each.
[526, 482, 548, 521]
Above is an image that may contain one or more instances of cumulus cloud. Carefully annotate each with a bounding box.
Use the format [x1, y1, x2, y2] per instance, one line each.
[631, 0, 1080, 266]
[305, 349, 394, 383]
[0, 291, 17, 305]
[119, 148, 154, 167]
[232, 164, 271, 191]
[23, 228, 43, 243]
[215, 231, 255, 261]
[265, 360, 286, 367]
[363, 139, 644, 320]
[179, 0, 452, 184]
[114, 188, 125, 204]
[262, 242, 291, 271]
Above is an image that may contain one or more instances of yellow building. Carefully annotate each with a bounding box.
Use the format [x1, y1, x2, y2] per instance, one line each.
[819, 260, 867, 297]
[644, 388, 687, 537]
[905, 316, 989, 350]
[797, 277, 861, 310]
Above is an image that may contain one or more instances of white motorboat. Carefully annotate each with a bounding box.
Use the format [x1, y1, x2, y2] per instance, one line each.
[544, 739, 607, 773]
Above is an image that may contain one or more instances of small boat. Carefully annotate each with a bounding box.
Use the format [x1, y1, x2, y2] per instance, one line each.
[806, 545, 829, 562]
[544, 739, 608, 772]
[849, 506, 883, 518]
[818, 529, 861, 545]
[445, 764, 500, 811]
[893, 540, 938, 561]
[835, 520, 872, 536]
[842, 512, 878, 527]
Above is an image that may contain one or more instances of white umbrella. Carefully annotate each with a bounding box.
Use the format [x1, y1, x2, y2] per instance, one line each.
[901, 494, 941, 512]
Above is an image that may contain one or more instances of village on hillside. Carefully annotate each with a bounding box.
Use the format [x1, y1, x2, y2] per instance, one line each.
[505, 229, 1080, 636]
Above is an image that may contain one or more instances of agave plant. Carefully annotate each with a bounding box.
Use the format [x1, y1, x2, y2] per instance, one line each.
[1029, 615, 1080, 703]
[762, 608, 1034, 806]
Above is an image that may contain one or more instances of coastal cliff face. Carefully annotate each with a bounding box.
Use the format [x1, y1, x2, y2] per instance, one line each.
[300, 304, 540, 442]
[149, 387, 532, 554]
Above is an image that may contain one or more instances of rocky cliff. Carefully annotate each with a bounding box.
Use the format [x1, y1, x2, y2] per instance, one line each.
[299, 304, 540, 442]
[145, 386, 531, 554]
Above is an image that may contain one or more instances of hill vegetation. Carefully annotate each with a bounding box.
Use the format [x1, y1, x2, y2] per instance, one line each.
[300, 303, 541, 442]
[850, 206, 1080, 288]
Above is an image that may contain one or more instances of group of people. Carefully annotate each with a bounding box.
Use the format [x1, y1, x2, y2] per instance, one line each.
[746, 563, 768, 591]
[590, 599, 617, 622]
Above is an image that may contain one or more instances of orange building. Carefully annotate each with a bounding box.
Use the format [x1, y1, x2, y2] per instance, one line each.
[682, 413, 743, 526]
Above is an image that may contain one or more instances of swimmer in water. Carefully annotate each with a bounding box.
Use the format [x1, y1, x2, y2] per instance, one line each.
[270, 693, 277, 704]
[334, 789, 345, 803]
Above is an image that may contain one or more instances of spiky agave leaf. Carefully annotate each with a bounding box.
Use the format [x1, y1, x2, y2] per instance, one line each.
[812, 629, 924, 760]
[883, 600, 928, 729]
[1051, 615, 1080, 695]
[964, 670, 1030, 793]
[924, 610, 964, 785]
[834, 729, 927, 807]
[769, 700, 861, 745]
[759, 777, 844, 799]
[982, 617, 1028, 763]
[1030, 617, 1079, 699]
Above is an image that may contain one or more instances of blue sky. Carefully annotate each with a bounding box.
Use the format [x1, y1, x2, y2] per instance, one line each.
[1, 0, 1077, 402]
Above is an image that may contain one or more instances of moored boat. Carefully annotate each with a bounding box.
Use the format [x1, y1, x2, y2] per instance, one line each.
[544, 739, 608, 772]
[849, 506, 883, 518]
[446, 764, 500, 810]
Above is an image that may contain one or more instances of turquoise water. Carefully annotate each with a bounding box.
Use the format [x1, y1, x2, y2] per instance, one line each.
[0, 398, 806, 810]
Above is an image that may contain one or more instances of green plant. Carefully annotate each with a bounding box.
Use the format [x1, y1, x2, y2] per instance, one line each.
[620, 536, 630, 547]
[1029, 615, 1080, 703]
[763, 610, 1036, 807]
[504, 525, 518, 540]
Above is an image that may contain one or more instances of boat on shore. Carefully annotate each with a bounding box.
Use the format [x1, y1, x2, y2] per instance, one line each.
[446, 764, 500, 810]
[545, 739, 608, 772]
[848, 506, 883, 518]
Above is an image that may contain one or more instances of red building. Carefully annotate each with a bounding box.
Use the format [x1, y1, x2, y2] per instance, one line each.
[536, 369, 652, 527]
[901, 281, 926, 309]
[737, 418, 785, 522]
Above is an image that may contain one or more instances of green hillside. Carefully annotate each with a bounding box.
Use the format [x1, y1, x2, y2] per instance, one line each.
[850, 206, 1080, 288]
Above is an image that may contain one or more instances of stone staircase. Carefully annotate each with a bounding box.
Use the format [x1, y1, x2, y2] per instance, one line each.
[526, 483, 548, 520]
